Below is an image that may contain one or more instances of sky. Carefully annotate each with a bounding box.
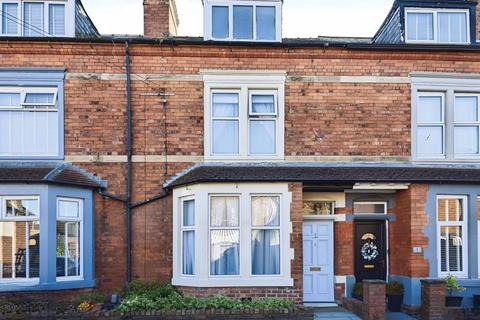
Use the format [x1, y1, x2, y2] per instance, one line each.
[81, 0, 394, 38]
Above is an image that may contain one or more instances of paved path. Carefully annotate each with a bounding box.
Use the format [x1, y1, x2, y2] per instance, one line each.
[314, 308, 418, 320]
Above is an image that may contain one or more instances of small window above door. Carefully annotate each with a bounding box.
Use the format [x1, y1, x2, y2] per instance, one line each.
[353, 202, 387, 215]
[302, 201, 335, 216]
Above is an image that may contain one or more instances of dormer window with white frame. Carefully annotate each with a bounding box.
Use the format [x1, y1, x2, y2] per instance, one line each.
[204, 0, 282, 42]
[0, 0, 75, 37]
[405, 8, 470, 44]
[203, 71, 285, 161]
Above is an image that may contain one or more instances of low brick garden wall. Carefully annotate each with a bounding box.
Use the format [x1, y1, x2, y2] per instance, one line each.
[2, 307, 314, 320]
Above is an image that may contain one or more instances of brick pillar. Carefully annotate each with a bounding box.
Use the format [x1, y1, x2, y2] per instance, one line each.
[362, 280, 386, 320]
[421, 279, 447, 320]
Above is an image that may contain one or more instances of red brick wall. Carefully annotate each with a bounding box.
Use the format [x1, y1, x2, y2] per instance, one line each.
[0, 40, 472, 295]
[390, 184, 429, 278]
[335, 208, 354, 276]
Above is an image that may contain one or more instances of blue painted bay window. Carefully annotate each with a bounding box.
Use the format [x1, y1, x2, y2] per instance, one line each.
[0, 184, 95, 291]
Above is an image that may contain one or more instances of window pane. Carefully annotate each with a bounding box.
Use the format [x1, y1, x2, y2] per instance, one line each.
[0, 221, 40, 279]
[212, 93, 239, 117]
[212, 6, 228, 39]
[353, 203, 386, 214]
[2, 3, 18, 35]
[407, 12, 434, 41]
[233, 6, 253, 39]
[455, 126, 479, 155]
[58, 200, 80, 218]
[251, 94, 275, 114]
[418, 96, 443, 122]
[455, 96, 478, 122]
[49, 4, 65, 36]
[6, 199, 39, 217]
[56, 221, 80, 277]
[249, 120, 276, 155]
[212, 120, 239, 154]
[210, 230, 239, 275]
[24, 2, 44, 37]
[25, 93, 55, 104]
[252, 229, 280, 275]
[211, 196, 239, 227]
[256, 6, 275, 40]
[439, 12, 467, 43]
[182, 231, 194, 275]
[303, 201, 334, 216]
[0, 93, 20, 107]
[417, 126, 443, 156]
[252, 196, 280, 227]
[440, 226, 463, 273]
[438, 198, 463, 222]
[183, 200, 194, 227]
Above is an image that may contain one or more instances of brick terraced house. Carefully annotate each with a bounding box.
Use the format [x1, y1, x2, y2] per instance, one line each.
[1, 0, 480, 313]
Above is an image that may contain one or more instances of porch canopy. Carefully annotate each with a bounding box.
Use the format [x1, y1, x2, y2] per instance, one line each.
[164, 162, 480, 189]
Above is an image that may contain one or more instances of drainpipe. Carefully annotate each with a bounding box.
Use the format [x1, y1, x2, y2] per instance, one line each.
[125, 41, 133, 284]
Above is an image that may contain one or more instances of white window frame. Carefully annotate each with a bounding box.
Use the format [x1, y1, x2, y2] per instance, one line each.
[353, 201, 387, 215]
[181, 196, 195, 276]
[453, 93, 480, 158]
[210, 89, 241, 156]
[250, 194, 281, 276]
[0, 195, 40, 283]
[172, 183, 293, 287]
[436, 195, 468, 278]
[208, 194, 241, 277]
[405, 8, 470, 44]
[0, 0, 74, 37]
[0, 86, 58, 110]
[1, 1, 19, 35]
[56, 197, 83, 281]
[203, 70, 285, 161]
[414, 91, 446, 160]
[203, 0, 282, 42]
[411, 74, 480, 162]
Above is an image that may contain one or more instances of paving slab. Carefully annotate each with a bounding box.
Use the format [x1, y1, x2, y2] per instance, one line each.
[314, 307, 361, 320]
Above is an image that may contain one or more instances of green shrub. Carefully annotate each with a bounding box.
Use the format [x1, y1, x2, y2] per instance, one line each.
[387, 281, 405, 295]
[444, 274, 465, 296]
[118, 281, 296, 312]
[353, 282, 363, 296]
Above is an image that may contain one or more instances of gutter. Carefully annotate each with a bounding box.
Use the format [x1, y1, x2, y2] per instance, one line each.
[125, 41, 133, 284]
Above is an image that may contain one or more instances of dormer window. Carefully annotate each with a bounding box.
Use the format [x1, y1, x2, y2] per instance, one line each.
[405, 8, 470, 44]
[1, 0, 74, 37]
[205, 0, 282, 42]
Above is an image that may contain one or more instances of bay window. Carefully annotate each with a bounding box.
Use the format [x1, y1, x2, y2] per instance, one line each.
[203, 72, 285, 161]
[56, 198, 82, 279]
[405, 8, 470, 44]
[204, 0, 281, 42]
[437, 196, 467, 277]
[1, 0, 72, 37]
[173, 183, 293, 287]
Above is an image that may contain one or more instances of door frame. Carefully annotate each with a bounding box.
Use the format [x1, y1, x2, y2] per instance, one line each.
[302, 217, 335, 303]
[354, 220, 389, 281]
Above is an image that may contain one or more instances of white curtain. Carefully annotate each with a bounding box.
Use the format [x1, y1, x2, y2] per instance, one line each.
[252, 196, 279, 227]
[211, 197, 239, 227]
[251, 95, 275, 114]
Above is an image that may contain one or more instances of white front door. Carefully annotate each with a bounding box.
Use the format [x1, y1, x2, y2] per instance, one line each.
[303, 221, 334, 302]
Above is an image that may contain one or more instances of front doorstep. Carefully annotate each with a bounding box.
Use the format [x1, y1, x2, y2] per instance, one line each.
[304, 302, 338, 308]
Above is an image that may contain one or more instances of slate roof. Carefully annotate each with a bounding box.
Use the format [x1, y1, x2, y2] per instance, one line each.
[164, 162, 480, 189]
[75, 0, 100, 38]
[0, 162, 107, 188]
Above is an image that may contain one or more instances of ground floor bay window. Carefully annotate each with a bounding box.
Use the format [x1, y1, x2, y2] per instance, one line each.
[172, 183, 293, 287]
[0, 184, 94, 291]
